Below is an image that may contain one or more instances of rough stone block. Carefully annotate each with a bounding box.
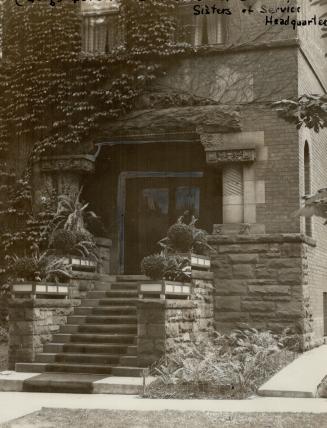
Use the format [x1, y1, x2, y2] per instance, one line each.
[255, 265, 278, 280]
[215, 296, 241, 311]
[214, 279, 248, 295]
[232, 264, 255, 279]
[248, 285, 291, 295]
[241, 300, 275, 312]
[278, 268, 302, 284]
[229, 254, 259, 264]
[215, 311, 250, 322]
[147, 324, 165, 338]
[266, 258, 298, 269]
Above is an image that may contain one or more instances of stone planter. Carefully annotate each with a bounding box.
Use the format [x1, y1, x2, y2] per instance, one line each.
[12, 282, 70, 299]
[63, 255, 97, 272]
[138, 280, 192, 299]
[176, 252, 211, 271]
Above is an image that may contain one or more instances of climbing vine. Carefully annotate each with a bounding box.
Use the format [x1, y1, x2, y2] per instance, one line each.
[0, 0, 190, 267]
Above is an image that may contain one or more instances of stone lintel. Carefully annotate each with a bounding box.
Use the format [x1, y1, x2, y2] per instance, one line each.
[39, 154, 95, 174]
[200, 131, 264, 165]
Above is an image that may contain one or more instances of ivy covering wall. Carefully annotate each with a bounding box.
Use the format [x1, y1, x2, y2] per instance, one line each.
[0, 0, 188, 269]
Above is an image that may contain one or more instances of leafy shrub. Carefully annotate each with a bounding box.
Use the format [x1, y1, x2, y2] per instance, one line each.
[164, 256, 191, 282]
[49, 229, 76, 253]
[167, 223, 194, 252]
[0, 326, 8, 344]
[141, 254, 166, 280]
[145, 328, 298, 399]
[9, 250, 72, 283]
[141, 254, 191, 281]
[159, 212, 214, 256]
[49, 228, 98, 260]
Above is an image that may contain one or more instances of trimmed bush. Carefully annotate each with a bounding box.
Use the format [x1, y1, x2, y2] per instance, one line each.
[141, 254, 167, 280]
[167, 223, 193, 252]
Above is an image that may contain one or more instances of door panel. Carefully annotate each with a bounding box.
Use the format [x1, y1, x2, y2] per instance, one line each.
[124, 174, 219, 274]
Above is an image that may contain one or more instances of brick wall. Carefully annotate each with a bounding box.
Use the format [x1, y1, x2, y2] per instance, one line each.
[297, 49, 327, 345]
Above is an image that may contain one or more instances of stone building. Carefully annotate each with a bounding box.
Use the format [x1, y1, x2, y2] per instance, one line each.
[4, 0, 327, 379]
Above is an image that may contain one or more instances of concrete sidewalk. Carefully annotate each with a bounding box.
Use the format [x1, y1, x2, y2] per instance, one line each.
[0, 392, 327, 425]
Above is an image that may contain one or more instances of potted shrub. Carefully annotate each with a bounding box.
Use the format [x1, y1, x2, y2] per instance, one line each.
[159, 212, 213, 271]
[138, 254, 192, 299]
[49, 228, 98, 272]
[49, 188, 100, 272]
[9, 247, 72, 298]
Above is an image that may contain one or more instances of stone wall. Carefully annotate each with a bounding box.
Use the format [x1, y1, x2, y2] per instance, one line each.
[8, 298, 80, 369]
[137, 272, 214, 367]
[210, 233, 317, 349]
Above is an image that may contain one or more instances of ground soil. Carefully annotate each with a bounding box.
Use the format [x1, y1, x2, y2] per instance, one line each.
[1, 408, 327, 428]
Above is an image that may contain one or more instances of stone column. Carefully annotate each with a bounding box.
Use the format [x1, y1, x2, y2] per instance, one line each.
[222, 164, 244, 224]
[33, 155, 95, 210]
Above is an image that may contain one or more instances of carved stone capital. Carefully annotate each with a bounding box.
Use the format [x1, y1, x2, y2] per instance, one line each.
[39, 155, 95, 174]
[206, 148, 256, 165]
[200, 132, 258, 165]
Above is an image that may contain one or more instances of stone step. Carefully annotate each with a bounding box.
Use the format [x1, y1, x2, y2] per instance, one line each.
[16, 363, 47, 373]
[74, 306, 137, 316]
[117, 275, 147, 282]
[44, 343, 133, 354]
[87, 290, 138, 299]
[60, 324, 137, 334]
[22, 373, 109, 394]
[120, 355, 139, 366]
[18, 362, 144, 376]
[36, 352, 123, 365]
[82, 298, 137, 306]
[0, 372, 152, 394]
[92, 306, 137, 315]
[67, 315, 137, 325]
[110, 282, 139, 291]
[52, 333, 136, 344]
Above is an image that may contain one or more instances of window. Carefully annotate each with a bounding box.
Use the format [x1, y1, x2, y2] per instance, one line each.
[304, 141, 312, 236]
[176, 5, 225, 47]
[81, 1, 122, 54]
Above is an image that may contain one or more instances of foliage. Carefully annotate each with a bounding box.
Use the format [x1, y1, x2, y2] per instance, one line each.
[272, 94, 327, 133]
[0, 325, 8, 344]
[141, 254, 167, 280]
[141, 253, 191, 281]
[160, 212, 214, 256]
[8, 247, 72, 283]
[167, 223, 194, 253]
[145, 328, 298, 399]
[49, 228, 98, 260]
[52, 187, 97, 232]
[163, 255, 191, 282]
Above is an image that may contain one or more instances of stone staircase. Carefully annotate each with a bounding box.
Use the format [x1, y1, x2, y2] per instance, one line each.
[16, 276, 146, 379]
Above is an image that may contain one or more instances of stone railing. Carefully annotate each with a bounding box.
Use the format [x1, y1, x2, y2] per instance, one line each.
[137, 270, 214, 367]
[8, 298, 80, 369]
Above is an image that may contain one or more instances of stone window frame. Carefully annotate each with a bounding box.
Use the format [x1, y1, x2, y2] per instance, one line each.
[176, 2, 226, 48]
[81, 3, 122, 54]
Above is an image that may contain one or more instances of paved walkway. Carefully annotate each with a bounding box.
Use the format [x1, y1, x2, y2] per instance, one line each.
[0, 392, 326, 424]
[259, 345, 327, 398]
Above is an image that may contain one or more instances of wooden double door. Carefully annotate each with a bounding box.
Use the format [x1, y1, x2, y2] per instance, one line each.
[124, 173, 219, 273]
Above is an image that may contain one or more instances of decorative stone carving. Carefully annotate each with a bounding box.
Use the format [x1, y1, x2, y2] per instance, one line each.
[200, 132, 257, 165]
[40, 155, 95, 174]
[206, 148, 256, 164]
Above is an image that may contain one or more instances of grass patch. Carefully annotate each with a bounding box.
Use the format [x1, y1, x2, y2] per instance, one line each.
[1, 408, 326, 428]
